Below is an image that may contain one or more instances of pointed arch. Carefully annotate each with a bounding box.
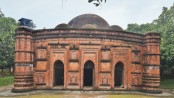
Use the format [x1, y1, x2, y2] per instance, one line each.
[54, 60, 64, 86]
[114, 61, 124, 87]
[83, 60, 95, 86]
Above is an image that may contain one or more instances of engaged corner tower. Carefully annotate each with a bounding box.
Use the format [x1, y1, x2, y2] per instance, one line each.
[12, 14, 161, 93]
[12, 18, 34, 92]
[142, 32, 162, 93]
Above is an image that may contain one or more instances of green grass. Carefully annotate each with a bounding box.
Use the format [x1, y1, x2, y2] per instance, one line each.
[0, 70, 12, 76]
[161, 79, 174, 89]
[0, 76, 13, 86]
[15, 94, 155, 98]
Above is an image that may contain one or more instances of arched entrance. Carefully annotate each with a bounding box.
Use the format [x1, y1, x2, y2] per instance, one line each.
[84, 60, 94, 87]
[54, 60, 64, 86]
[114, 61, 124, 87]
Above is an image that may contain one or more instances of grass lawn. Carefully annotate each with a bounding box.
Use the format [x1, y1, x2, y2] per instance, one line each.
[15, 94, 155, 98]
[0, 76, 13, 87]
[161, 78, 174, 89]
[0, 76, 173, 88]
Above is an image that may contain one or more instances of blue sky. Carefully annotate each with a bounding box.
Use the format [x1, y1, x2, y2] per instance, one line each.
[0, 0, 174, 29]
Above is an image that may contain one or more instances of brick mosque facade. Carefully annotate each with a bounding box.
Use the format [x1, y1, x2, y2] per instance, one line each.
[12, 14, 161, 93]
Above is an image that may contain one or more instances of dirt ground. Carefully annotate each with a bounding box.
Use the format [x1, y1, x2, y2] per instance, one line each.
[0, 85, 173, 98]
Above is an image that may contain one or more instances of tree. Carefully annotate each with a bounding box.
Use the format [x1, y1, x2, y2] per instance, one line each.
[126, 4, 174, 68]
[88, 0, 106, 7]
[153, 6, 174, 68]
[126, 23, 156, 34]
[0, 16, 17, 71]
[0, 9, 5, 18]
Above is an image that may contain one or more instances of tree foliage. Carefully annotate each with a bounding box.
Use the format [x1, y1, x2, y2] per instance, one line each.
[126, 4, 174, 68]
[0, 17, 17, 68]
[127, 23, 156, 34]
[88, 0, 106, 7]
[0, 9, 5, 18]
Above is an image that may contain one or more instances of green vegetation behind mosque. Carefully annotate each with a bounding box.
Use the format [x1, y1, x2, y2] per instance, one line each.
[0, 13, 17, 70]
[0, 76, 13, 86]
[1, 3, 174, 71]
[161, 79, 174, 89]
[126, 4, 174, 69]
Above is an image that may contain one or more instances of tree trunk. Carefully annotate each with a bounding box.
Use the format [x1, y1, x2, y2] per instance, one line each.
[1, 67, 3, 72]
[9, 67, 11, 75]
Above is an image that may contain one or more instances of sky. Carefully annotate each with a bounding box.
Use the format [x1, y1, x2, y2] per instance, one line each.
[0, 0, 174, 29]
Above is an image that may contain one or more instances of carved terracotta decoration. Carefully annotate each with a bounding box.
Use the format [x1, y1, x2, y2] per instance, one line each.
[13, 14, 161, 93]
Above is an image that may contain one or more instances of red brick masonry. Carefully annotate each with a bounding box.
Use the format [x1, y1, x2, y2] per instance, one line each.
[12, 14, 161, 93]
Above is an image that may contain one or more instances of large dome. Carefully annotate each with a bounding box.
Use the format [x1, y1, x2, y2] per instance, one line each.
[68, 14, 109, 29]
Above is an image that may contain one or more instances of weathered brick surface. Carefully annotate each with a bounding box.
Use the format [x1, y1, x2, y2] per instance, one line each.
[13, 16, 161, 93]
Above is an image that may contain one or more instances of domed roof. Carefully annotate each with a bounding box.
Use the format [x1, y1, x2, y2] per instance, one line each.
[108, 25, 123, 31]
[68, 14, 109, 29]
[81, 24, 97, 29]
[55, 23, 70, 29]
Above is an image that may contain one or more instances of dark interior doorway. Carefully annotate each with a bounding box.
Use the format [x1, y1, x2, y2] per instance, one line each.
[114, 61, 124, 87]
[84, 60, 94, 87]
[54, 60, 64, 86]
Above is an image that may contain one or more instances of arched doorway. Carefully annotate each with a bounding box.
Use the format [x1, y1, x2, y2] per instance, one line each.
[84, 60, 94, 87]
[54, 60, 64, 86]
[114, 61, 124, 87]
